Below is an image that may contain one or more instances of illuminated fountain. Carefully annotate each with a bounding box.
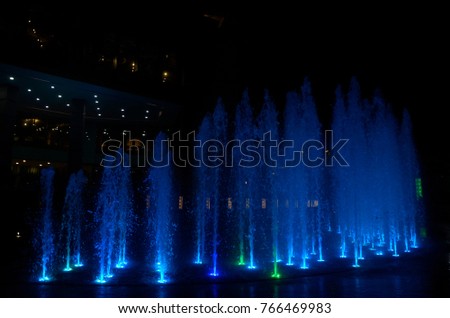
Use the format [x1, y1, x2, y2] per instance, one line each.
[36, 167, 56, 282]
[31, 78, 424, 285]
[146, 132, 174, 283]
[60, 169, 87, 272]
[256, 90, 282, 278]
[94, 151, 134, 283]
[193, 98, 229, 276]
[193, 114, 212, 265]
[281, 80, 324, 270]
[331, 79, 423, 267]
[232, 89, 257, 269]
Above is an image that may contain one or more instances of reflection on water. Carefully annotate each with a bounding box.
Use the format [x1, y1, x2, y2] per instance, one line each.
[1, 243, 448, 298]
[9, 267, 447, 298]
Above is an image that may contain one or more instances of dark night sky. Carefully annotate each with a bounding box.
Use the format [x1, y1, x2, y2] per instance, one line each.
[3, 2, 444, 113]
[2, 2, 449, 224]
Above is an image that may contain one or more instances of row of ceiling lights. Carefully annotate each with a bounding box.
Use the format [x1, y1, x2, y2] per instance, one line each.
[8, 76, 155, 120]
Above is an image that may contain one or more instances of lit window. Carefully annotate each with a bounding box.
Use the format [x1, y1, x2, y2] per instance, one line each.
[262, 198, 266, 209]
[206, 198, 211, 210]
[227, 197, 232, 210]
[131, 61, 138, 72]
[178, 196, 183, 210]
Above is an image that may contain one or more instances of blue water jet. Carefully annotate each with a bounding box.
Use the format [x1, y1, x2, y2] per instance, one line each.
[193, 114, 212, 265]
[36, 167, 55, 282]
[209, 98, 228, 277]
[232, 89, 257, 268]
[61, 169, 87, 271]
[95, 151, 134, 283]
[146, 132, 174, 284]
[257, 90, 281, 278]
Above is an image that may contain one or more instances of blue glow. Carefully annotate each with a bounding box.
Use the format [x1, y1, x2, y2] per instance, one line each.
[36, 168, 55, 283]
[95, 152, 133, 286]
[30, 79, 424, 284]
[61, 170, 87, 276]
[300, 266, 309, 270]
[95, 278, 107, 284]
[147, 133, 174, 285]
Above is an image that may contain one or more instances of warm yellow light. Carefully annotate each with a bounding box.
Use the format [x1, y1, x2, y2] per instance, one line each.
[178, 196, 184, 210]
